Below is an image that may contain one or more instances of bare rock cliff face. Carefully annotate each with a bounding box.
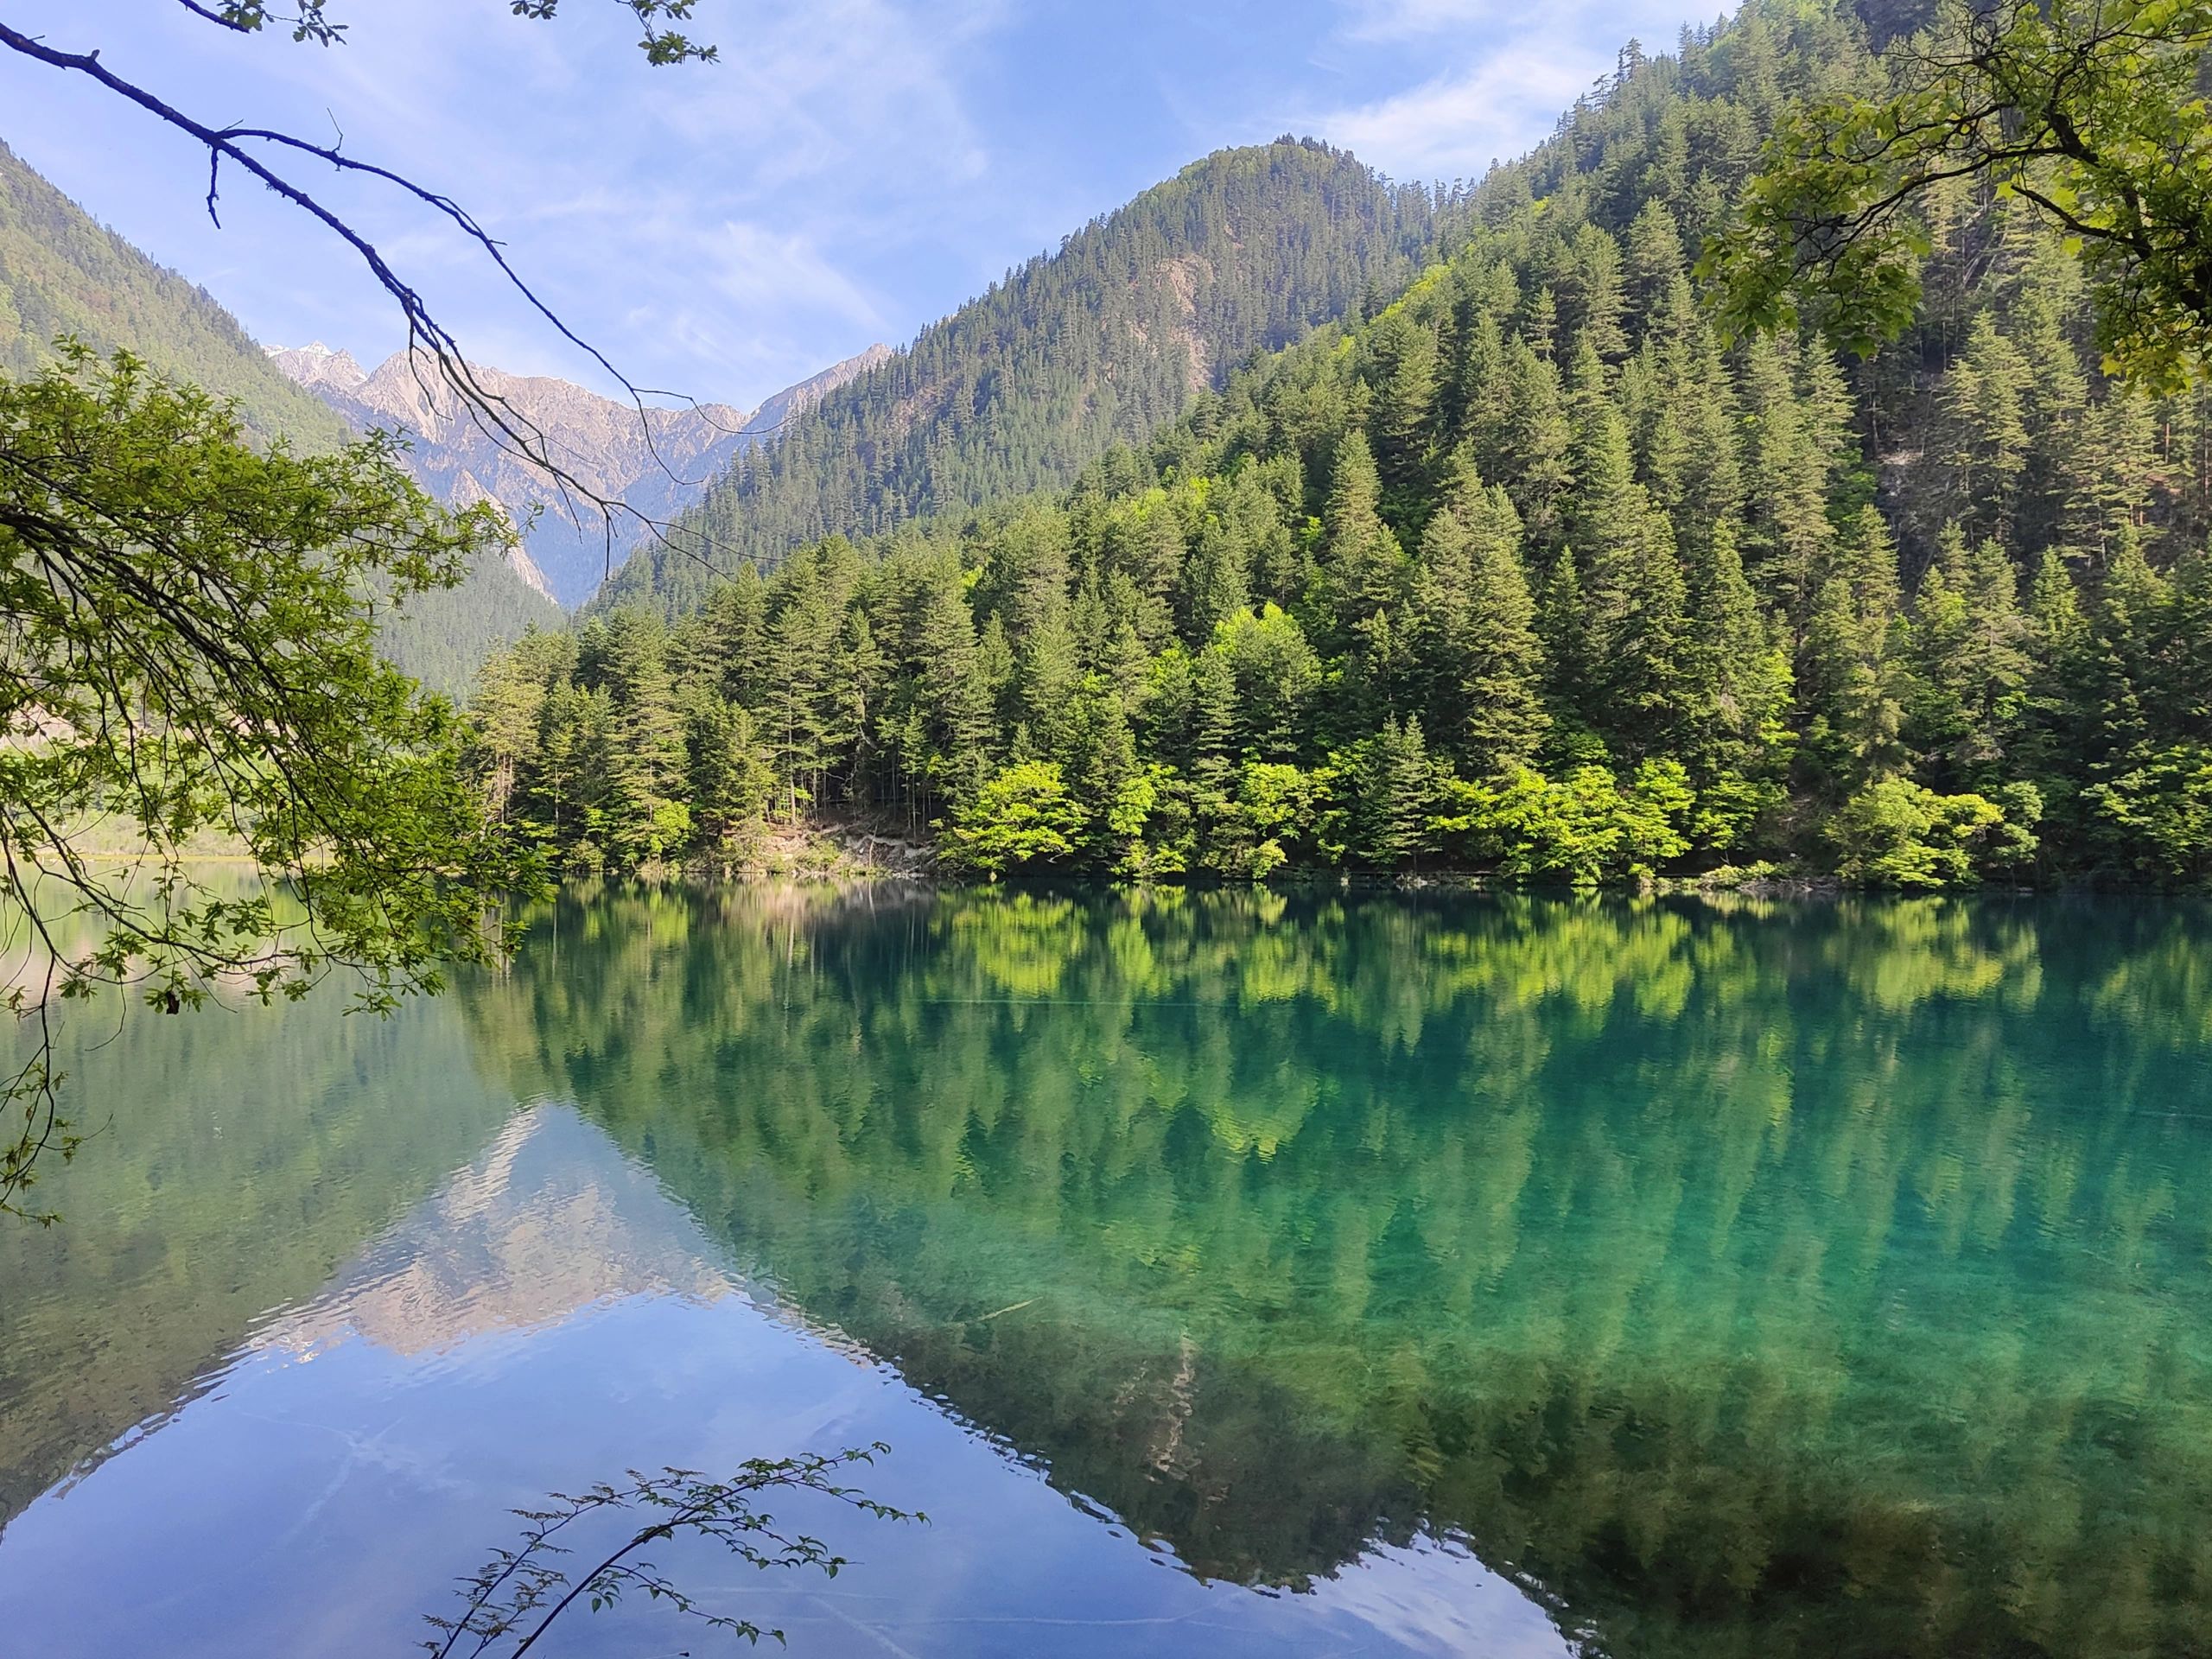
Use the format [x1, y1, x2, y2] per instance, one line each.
[268, 341, 887, 606]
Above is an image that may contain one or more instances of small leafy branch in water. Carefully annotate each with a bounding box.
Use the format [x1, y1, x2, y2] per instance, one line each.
[423, 1445, 920, 1657]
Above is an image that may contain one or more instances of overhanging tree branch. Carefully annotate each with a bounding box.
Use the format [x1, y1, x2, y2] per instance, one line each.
[0, 8, 763, 582]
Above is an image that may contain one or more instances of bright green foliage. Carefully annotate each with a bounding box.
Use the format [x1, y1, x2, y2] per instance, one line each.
[940, 762, 1084, 876]
[1434, 760, 1694, 885]
[0, 348, 536, 1214]
[1214, 762, 1335, 878]
[1707, 0, 2212, 391]
[2084, 746, 2212, 882]
[1827, 777, 2032, 887]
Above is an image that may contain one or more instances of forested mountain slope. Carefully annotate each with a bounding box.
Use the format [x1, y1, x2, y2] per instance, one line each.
[595, 138, 1446, 619]
[0, 140, 346, 442]
[474, 0, 2212, 887]
[0, 140, 558, 693]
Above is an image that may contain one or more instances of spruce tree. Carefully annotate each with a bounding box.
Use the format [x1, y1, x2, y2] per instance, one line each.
[1318, 430, 1408, 639]
[1797, 505, 1906, 794]
[1361, 308, 1440, 516]
[682, 688, 772, 853]
[1409, 471, 1548, 774]
[1942, 311, 2032, 548]
[1352, 715, 1434, 868]
[597, 611, 689, 860]
[895, 554, 996, 816]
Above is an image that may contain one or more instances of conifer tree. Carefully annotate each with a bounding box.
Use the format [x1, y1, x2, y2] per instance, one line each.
[895, 555, 996, 817]
[1942, 312, 2032, 548]
[1902, 528, 2033, 791]
[1497, 339, 1573, 551]
[1361, 307, 1440, 516]
[1797, 505, 1907, 795]
[682, 687, 772, 853]
[1408, 469, 1548, 774]
[467, 627, 562, 823]
[596, 611, 689, 860]
[1352, 715, 1434, 868]
[1056, 674, 1149, 868]
[1177, 515, 1252, 646]
[1737, 334, 1835, 625]
[1318, 430, 1408, 641]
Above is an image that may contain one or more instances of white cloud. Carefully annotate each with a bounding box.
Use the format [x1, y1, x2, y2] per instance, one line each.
[649, 0, 995, 192]
[1313, 49, 1586, 180]
[1309, 0, 1705, 180]
[703, 221, 887, 335]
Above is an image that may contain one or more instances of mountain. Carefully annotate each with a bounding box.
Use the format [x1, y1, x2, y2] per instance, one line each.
[270, 340, 888, 607]
[263, 339, 368, 398]
[0, 138, 559, 693]
[596, 137, 1446, 620]
[473, 0, 2212, 890]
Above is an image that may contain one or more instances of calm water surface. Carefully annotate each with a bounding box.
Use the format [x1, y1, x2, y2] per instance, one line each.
[3, 885, 2210, 1657]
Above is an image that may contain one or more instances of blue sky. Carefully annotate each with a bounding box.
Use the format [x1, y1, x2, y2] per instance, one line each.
[1, 0, 1718, 413]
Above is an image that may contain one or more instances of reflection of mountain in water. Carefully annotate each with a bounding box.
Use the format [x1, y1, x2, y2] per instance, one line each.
[0, 984, 513, 1534]
[457, 883, 2212, 1659]
[257, 1106, 734, 1361]
[17, 886, 2212, 1659]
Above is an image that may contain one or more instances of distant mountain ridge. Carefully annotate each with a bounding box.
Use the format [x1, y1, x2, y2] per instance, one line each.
[597, 137, 1451, 620]
[270, 340, 890, 607]
[263, 340, 367, 397]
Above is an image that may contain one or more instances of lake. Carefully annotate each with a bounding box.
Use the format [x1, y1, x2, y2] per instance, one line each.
[2, 884, 2209, 1657]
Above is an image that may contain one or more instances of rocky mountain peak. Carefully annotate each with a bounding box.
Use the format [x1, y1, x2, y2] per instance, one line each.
[263, 340, 367, 395]
[267, 341, 887, 606]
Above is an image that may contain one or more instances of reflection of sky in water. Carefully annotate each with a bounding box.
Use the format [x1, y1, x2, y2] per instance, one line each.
[0, 1105, 1567, 1658]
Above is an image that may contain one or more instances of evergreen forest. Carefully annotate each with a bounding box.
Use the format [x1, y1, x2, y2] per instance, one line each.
[597, 138, 1446, 620]
[469, 1, 2212, 887]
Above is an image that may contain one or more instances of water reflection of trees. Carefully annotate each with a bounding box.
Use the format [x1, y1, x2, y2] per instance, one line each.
[464, 884, 2212, 1659]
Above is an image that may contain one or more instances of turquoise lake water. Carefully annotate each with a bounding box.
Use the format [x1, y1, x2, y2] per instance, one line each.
[2, 885, 2209, 1656]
